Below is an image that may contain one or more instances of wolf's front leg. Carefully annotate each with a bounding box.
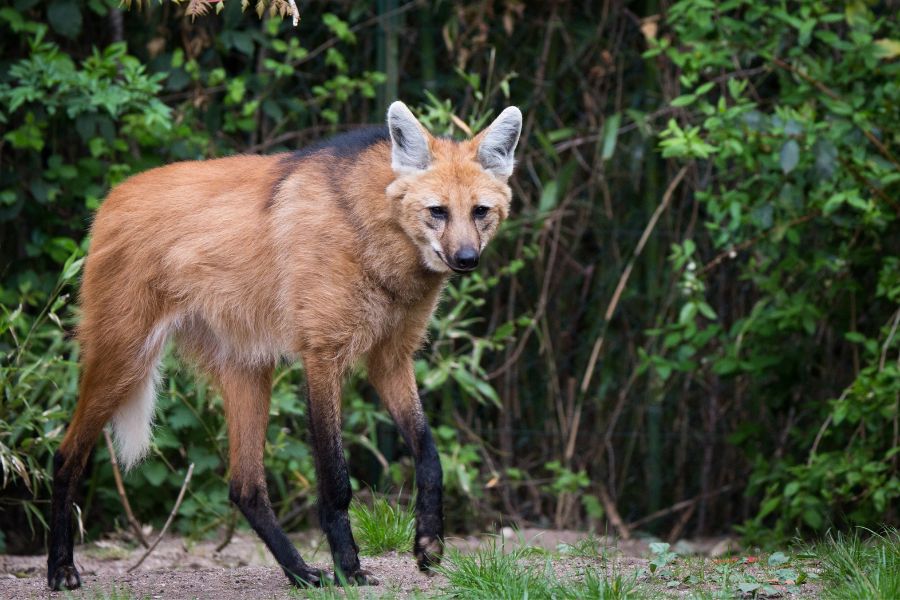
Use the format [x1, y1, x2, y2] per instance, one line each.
[305, 357, 374, 585]
[368, 354, 444, 571]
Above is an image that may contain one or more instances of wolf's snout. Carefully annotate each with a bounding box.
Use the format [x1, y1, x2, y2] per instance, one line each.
[451, 247, 479, 271]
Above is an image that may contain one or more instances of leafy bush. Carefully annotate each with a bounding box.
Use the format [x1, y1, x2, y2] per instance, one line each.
[645, 0, 900, 539]
[0, 255, 82, 547]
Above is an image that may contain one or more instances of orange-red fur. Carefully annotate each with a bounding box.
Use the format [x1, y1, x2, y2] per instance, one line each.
[65, 129, 513, 461]
[50, 103, 521, 589]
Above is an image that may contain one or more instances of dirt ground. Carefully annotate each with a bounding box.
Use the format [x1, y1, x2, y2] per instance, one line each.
[0, 529, 820, 599]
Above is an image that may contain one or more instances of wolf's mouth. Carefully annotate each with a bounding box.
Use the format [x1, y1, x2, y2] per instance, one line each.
[434, 250, 474, 274]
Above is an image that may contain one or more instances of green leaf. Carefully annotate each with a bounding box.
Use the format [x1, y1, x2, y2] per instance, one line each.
[546, 127, 575, 143]
[649, 542, 670, 555]
[814, 140, 838, 179]
[322, 13, 356, 43]
[758, 496, 780, 519]
[143, 461, 168, 486]
[874, 38, 900, 59]
[802, 509, 823, 529]
[697, 302, 718, 320]
[167, 404, 197, 430]
[601, 112, 621, 160]
[780, 140, 800, 174]
[61, 256, 84, 282]
[492, 321, 515, 341]
[679, 302, 698, 324]
[539, 180, 558, 213]
[230, 31, 254, 56]
[47, 0, 82, 39]
[823, 192, 845, 215]
[581, 494, 604, 519]
[738, 582, 761, 593]
[670, 94, 696, 107]
[768, 551, 789, 566]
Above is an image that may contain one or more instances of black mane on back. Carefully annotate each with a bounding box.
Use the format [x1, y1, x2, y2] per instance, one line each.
[269, 126, 391, 209]
[287, 126, 390, 162]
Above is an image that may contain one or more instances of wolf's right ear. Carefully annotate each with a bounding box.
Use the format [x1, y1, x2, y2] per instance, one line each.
[387, 101, 432, 175]
[476, 106, 522, 179]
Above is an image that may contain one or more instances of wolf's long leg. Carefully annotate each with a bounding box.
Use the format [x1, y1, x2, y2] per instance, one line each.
[49, 332, 161, 591]
[304, 355, 373, 584]
[218, 363, 326, 587]
[368, 353, 444, 571]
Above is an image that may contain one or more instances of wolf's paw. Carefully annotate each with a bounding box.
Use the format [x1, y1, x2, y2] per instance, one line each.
[415, 535, 444, 572]
[48, 564, 81, 591]
[288, 568, 330, 588]
[339, 568, 378, 586]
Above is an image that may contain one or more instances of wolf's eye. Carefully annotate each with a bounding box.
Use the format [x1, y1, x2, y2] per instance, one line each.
[473, 205, 490, 219]
[429, 206, 448, 219]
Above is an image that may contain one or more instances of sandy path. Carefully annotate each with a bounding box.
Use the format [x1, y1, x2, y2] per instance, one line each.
[1, 529, 822, 599]
[1, 531, 445, 599]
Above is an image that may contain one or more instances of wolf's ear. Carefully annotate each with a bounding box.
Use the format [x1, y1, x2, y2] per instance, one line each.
[477, 106, 522, 179]
[387, 101, 431, 175]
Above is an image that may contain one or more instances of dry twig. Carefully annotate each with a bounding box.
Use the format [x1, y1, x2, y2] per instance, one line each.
[128, 463, 195, 572]
[580, 165, 690, 393]
[103, 429, 148, 548]
[597, 483, 631, 540]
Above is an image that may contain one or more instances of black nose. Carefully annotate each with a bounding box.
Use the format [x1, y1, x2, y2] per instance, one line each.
[452, 247, 479, 271]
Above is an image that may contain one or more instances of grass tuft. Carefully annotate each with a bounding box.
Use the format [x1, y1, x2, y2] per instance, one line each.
[558, 534, 604, 558]
[349, 494, 415, 556]
[435, 541, 639, 599]
[815, 528, 899, 600]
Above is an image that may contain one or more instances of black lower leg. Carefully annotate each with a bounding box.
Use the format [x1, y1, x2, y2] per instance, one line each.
[406, 421, 444, 570]
[229, 482, 325, 586]
[309, 407, 369, 584]
[47, 450, 83, 591]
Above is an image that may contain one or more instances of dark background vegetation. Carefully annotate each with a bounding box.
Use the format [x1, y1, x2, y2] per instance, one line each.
[1, 0, 898, 555]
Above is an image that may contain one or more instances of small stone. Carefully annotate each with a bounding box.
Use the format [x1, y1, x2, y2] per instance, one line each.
[710, 537, 740, 558]
[673, 539, 700, 555]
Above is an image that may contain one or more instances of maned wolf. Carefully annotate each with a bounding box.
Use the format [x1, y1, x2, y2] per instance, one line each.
[47, 101, 522, 590]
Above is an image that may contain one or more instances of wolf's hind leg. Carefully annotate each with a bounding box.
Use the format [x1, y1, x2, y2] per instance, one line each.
[48, 331, 162, 591]
[218, 363, 327, 587]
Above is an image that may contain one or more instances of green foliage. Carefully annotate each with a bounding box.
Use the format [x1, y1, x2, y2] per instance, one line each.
[0, 254, 82, 537]
[648, 542, 678, 577]
[646, 0, 900, 539]
[348, 495, 415, 556]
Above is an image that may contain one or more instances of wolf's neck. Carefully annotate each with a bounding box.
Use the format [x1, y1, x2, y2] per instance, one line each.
[338, 145, 447, 304]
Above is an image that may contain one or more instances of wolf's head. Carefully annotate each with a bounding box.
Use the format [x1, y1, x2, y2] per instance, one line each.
[385, 101, 522, 274]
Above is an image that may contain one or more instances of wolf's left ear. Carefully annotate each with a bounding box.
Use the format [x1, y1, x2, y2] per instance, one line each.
[477, 106, 522, 179]
[388, 101, 432, 175]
